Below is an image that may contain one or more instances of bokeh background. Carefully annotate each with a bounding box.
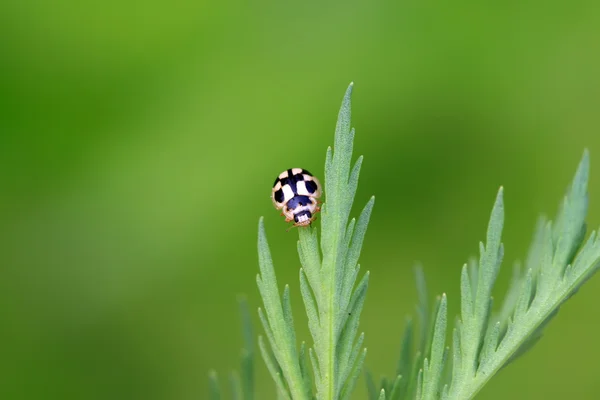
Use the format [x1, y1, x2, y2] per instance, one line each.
[2, 0, 600, 399]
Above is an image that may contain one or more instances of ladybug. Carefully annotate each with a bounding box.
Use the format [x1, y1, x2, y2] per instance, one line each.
[271, 168, 322, 227]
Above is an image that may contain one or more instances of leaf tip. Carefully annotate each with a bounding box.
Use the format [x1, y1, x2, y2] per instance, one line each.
[575, 148, 590, 184]
[582, 148, 590, 165]
[343, 82, 354, 99]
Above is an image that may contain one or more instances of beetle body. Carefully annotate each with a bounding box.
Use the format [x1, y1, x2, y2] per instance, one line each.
[271, 168, 322, 227]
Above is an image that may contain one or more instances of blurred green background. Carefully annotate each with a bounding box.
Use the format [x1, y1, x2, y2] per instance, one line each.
[1, 0, 600, 398]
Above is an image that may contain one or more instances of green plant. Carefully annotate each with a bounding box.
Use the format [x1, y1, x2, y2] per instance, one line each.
[210, 84, 600, 400]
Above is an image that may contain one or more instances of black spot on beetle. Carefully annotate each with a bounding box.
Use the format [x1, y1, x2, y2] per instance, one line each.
[273, 177, 279, 187]
[279, 177, 291, 193]
[302, 169, 312, 176]
[281, 170, 305, 195]
[274, 189, 284, 203]
[305, 180, 318, 194]
[286, 195, 311, 209]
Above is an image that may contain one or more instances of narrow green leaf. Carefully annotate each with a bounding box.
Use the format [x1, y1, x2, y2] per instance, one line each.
[423, 295, 442, 366]
[402, 354, 419, 400]
[277, 390, 288, 400]
[467, 257, 478, 301]
[209, 370, 221, 400]
[514, 269, 534, 318]
[340, 348, 367, 400]
[460, 265, 473, 321]
[334, 236, 351, 335]
[321, 83, 354, 256]
[479, 321, 500, 369]
[299, 342, 313, 395]
[476, 188, 504, 312]
[257, 307, 279, 363]
[230, 371, 242, 400]
[496, 262, 522, 331]
[336, 272, 369, 398]
[388, 375, 403, 400]
[379, 377, 390, 395]
[258, 336, 291, 400]
[365, 369, 378, 400]
[340, 264, 360, 325]
[237, 297, 254, 400]
[464, 188, 505, 379]
[422, 294, 447, 400]
[336, 271, 370, 392]
[309, 348, 321, 385]
[449, 324, 462, 392]
[415, 265, 430, 354]
[335, 215, 356, 318]
[240, 350, 253, 400]
[325, 145, 333, 176]
[257, 218, 282, 314]
[344, 155, 364, 222]
[282, 285, 297, 353]
[339, 332, 365, 391]
[341, 197, 375, 308]
[331, 84, 354, 192]
[536, 222, 554, 297]
[415, 367, 423, 400]
[441, 384, 449, 400]
[394, 317, 413, 399]
[552, 150, 589, 269]
[300, 268, 320, 340]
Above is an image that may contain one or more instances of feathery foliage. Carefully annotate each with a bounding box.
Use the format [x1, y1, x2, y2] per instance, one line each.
[256, 83, 374, 400]
[211, 84, 600, 400]
[367, 150, 600, 400]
